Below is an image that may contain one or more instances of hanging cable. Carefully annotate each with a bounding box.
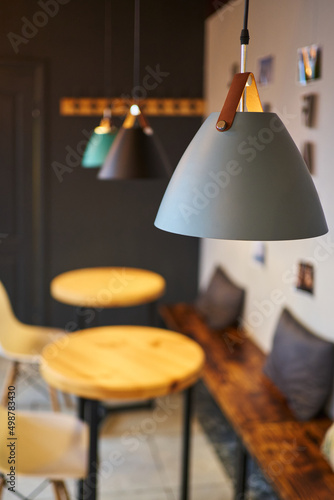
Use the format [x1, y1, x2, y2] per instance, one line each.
[104, 0, 112, 96]
[240, 0, 250, 45]
[133, 0, 140, 98]
[239, 0, 250, 110]
[103, 0, 112, 121]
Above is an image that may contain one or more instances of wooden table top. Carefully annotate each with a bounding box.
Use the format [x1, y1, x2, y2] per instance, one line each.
[40, 326, 205, 400]
[50, 267, 166, 308]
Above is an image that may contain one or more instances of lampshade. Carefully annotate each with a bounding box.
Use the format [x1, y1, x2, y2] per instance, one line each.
[154, 111, 328, 241]
[98, 111, 172, 180]
[81, 125, 117, 168]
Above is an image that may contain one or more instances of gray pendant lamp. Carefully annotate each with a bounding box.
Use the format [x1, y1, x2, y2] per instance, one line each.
[155, 0, 328, 241]
[98, 0, 172, 180]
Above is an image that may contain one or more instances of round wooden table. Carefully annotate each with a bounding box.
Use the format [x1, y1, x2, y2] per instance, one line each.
[40, 325, 204, 500]
[51, 267, 166, 330]
[51, 267, 166, 308]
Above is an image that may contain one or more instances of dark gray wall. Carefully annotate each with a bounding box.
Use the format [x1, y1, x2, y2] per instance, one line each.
[0, 0, 204, 327]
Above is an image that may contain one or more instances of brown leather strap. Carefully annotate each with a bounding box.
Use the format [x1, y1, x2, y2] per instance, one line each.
[216, 72, 263, 132]
[137, 108, 150, 130]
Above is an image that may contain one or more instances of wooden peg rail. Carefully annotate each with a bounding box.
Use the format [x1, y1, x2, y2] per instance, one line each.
[59, 97, 205, 117]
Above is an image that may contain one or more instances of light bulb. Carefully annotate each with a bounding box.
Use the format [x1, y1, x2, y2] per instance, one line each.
[130, 104, 141, 116]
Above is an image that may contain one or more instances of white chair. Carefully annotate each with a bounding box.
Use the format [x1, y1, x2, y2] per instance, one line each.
[0, 404, 88, 500]
[0, 281, 66, 410]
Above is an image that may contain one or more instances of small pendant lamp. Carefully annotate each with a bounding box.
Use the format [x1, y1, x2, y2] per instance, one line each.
[98, 0, 171, 180]
[98, 105, 171, 179]
[81, 107, 118, 168]
[81, 1, 118, 168]
[154, 0, 327, 241]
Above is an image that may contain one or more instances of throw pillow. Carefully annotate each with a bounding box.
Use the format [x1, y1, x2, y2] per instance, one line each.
[263, 308, 334, 421]
[195, 267, 245, 330]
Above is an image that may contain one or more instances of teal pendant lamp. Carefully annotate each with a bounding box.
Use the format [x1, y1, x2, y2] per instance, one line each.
[81, 0, 118, 168]
[81, 108, 118, 168]
[155, 0, 327, 241]
[98, 0, 171, 180]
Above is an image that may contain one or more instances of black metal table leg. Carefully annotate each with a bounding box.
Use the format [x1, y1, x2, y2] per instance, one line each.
[77, 397, 87, 500]
[78, 397, 86, 420]
[148, 300, 158, 327]
[81, 399, 99, 500]
[76, 307, 99, 330]
[75, 309, 98, 500]
[181, 386, 193, 500]
[235, 437, 248, 500]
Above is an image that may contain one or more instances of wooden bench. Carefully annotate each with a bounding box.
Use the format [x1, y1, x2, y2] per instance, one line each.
[160, 302, 334, 500]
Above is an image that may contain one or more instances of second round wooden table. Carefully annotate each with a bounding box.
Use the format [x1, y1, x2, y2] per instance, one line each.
[50, 267, 166, 327]
[41, 325, 205, 500]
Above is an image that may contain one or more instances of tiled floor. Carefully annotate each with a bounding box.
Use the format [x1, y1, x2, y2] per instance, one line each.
[0, 357, 233, 500]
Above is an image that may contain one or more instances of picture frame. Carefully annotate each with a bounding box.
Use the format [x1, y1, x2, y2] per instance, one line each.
[296, 262, 314, 295]
[257, 56, 274, 86]
[297, 45, 321, 84]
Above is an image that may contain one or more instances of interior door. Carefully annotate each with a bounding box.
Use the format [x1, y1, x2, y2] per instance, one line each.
[0, 60, 45, 324]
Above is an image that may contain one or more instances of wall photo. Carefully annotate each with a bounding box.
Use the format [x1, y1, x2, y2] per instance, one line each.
[298, 45, 321, 84]
[295, 261, 314, 295]
[257, 55, 274, 85]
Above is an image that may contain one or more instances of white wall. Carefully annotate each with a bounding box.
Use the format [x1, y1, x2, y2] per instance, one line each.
[201, 0, 334, 351]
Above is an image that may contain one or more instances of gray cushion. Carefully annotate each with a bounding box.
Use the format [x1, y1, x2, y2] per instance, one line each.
[195, 267, 245, 329]
[263, 308, 334, 421]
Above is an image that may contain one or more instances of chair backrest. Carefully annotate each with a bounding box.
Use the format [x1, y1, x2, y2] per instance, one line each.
[0, 281, 20, 334]
[0, 403, 6, 417]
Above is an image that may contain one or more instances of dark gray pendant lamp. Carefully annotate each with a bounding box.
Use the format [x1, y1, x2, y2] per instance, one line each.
[98, 0, 172, 180]
[98, 105, 171, 179]
[154, 0, 328, 241]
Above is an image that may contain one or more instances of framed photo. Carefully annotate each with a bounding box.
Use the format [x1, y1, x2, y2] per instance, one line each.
[257, 56, 274, 86]
[296, 262, 314, 295]
[301, 93, 316, 127]
[262, 102, 272, 113]
[297, 45, 321, 84]
[251, 241, 266, 266]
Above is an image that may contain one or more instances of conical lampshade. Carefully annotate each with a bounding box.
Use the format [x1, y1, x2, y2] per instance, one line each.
[98, 111, 171, 180]
[154, 111, 328, 241]
[82, 126, 117, 168]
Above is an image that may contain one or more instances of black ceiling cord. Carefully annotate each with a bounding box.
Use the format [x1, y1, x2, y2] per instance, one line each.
[104, 0, 112, 97]
[240, 0, 250, 45]
[133, 0, 140, 96]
